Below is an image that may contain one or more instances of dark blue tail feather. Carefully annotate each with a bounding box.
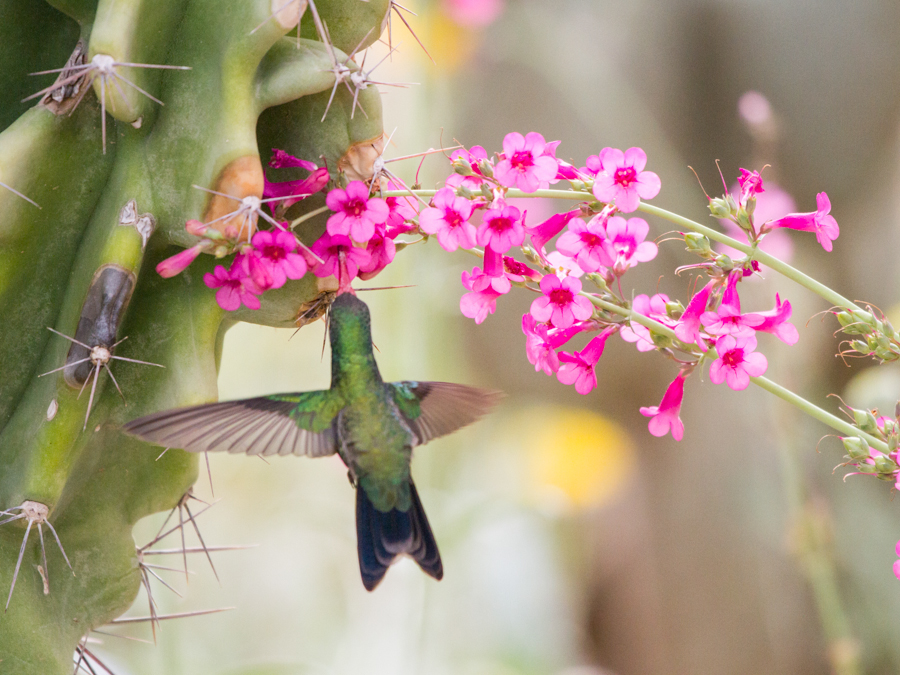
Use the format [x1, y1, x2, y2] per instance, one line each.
[355, 481, 443, 591]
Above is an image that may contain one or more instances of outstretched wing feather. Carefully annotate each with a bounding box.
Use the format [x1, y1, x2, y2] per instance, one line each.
[122, 393, 339, 457]
[388, 382, 503, 446]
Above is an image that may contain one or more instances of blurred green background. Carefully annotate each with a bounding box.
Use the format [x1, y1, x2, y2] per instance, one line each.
[89, 0, 900, 673]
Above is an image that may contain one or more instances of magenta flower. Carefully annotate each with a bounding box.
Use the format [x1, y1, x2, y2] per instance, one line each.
[246, 230, 307, 290]
[736, 168, 764, 210]
[503, 255, 541, 282]
[620, 293, 674, 352]
[591, 147, 661, 213]
[358, 230, 397, 281]
[477, 204, 525, 253]
[204, 256, 263, 311]
[325, 181, 389, 243]
[674, 280, 716, 345]
[602, 216, 658, 274]
[700, 304, 764, 338]
[893, 541, 900, 580]
[522, 314, 589, 375]
[462, 246, 511, 294]
[640, 373, 686, 441]
[709, 334, 768, 390]
[418, 187, 477, 251]
[384, 182, 420, 236]
[761, 192, 839, 252]
[754, 294, 799, 345]
[527, 209, 581, 263]
[530, 275, 593, 329]
[557, 330, 614, 395]
[460, 287, 504, 324]
[157, 242, 208, 278]
[263, 150, 330, 212]
[493, 132, 559, 193]
[556, 215, 610, 273]
[311, 232, 371, 293]
[716, 181, 796, 262]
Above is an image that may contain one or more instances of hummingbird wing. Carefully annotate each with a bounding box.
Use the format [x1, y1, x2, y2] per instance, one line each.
[388, 381, 503, 446]
[122, 391, 343, 457]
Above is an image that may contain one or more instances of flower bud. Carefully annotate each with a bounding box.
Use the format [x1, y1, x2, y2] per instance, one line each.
[684, 232, 712, 256]
[851, 340, 870, 355]
[714, 254, 734, 271]
[585, 273, 608, 291]
[665, 301, 685, 320]
[708, 197, 731, 219]
[570, 180, 587, 191]
[522, 245, 541, 266]
[842, 436, 870, 460]
[456, 184, 474, 199]
[479, 184, 493, 200]
[476, 158, 494, 178]
[875, 455, 898, 474]
[185, 219, 208, 236]
[852, 408, 879, 433]
[451, 157, 475, 176]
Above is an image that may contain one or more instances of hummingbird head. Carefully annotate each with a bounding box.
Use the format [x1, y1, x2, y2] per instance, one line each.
[329, 292, 373, 351]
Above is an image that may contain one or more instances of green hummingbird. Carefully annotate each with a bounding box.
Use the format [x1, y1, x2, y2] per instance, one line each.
[123, 293, 502, 590]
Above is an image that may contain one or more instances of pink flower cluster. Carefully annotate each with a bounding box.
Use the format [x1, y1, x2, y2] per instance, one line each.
[156, 151, 420, 310]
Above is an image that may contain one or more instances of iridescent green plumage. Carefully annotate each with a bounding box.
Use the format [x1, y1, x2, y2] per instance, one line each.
[124, 293, 502, 589]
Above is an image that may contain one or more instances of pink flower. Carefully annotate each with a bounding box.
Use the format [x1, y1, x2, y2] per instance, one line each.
[358, 229, 397, 281]
[246, 230, 307, 290]
[325, 181, 389, 243]
[157, 242, 207, 278]
[477, 204, 525, 253]
[620, 293, 674, 352]
[556, 215, 610, 273]
[761, 192, 839, 252]
[709, 334, 768, 390]
[737, 168, 764, 210]
[204, 256, 264, 311]
[640, 373, 686, 441]
[716, 181, 796, 262]
[557, 330, 614, 395]
[522, 314, 590, 375]
[753, 294, 799, 345]
[311, 233, 371, 293]
[674, 280, 716, 345]
[463, 246, 511, 292]
[264, 150, 329, 212]
[503, 255, 541, 282]
[602, 216, 658, 274]
[591, 147, 661, 213]
[442, 0, 504, 28]
[527, 209, 581, 263]
[894, 541, 900, 581]
[700, 304, 764, 338]
[530, 275, 593, 329]
[460, 287, 504, 324]
[384, 183, 420, 236]
[418, 187, 477, 251]
[493, 132, 559, 193]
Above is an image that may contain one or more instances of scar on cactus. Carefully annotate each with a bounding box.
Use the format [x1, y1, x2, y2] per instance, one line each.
[25, 45, 191, 153]
[118, 199, 156, 251]
[0, 501, 73, 611]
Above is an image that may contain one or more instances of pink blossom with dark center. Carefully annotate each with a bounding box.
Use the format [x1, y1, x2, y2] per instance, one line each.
[460, 287, 504, 324]
[462, 247, 511, 295]
[204, 255, 263, 311]
[522, 314, 590, 375]
[700, 304, 764, 338]
[311, 232, 371, 293]
[557, 329, 615, 395]
[674, 280, 717, 345]
[620, 293, 674, 352]
[530, 275, 593, 329]
[246, 230, 307, 290]
[761, 192, 839, 252]
[384, 181, 420, 236]
[753, 294, 799, 345]
[477, 204, 524, 253]
[556, 215, 610, 273]
[503, 255, 541, 282]
[418, 187, 477, 251]
[716, 181, 796, 262]
[709, 334, 768, 390]
[591, 147, 661, 213]
[737, 168, 764, 210]
[358, 229, 396, 281]
[602, 216, 658, 274]
[494, 132, 559, 193]
[325, 181, 389, 244]
[640, 373, 686, 441]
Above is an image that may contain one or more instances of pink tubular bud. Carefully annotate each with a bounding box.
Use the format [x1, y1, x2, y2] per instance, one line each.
[156, 242, 207, 278]
[185, 219, 208, 237]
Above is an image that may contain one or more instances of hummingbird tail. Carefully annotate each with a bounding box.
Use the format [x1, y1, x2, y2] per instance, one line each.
[355, 480, 443, 591]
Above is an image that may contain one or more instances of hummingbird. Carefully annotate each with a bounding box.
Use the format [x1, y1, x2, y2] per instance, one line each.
[123, 292, 502, 590]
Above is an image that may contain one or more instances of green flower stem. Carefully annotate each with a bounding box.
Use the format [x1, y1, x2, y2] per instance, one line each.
[584, 295, 887, 452]
[636, 203, 862, 313]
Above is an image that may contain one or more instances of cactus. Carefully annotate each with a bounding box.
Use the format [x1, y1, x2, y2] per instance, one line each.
[0, 0, 390, 671]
